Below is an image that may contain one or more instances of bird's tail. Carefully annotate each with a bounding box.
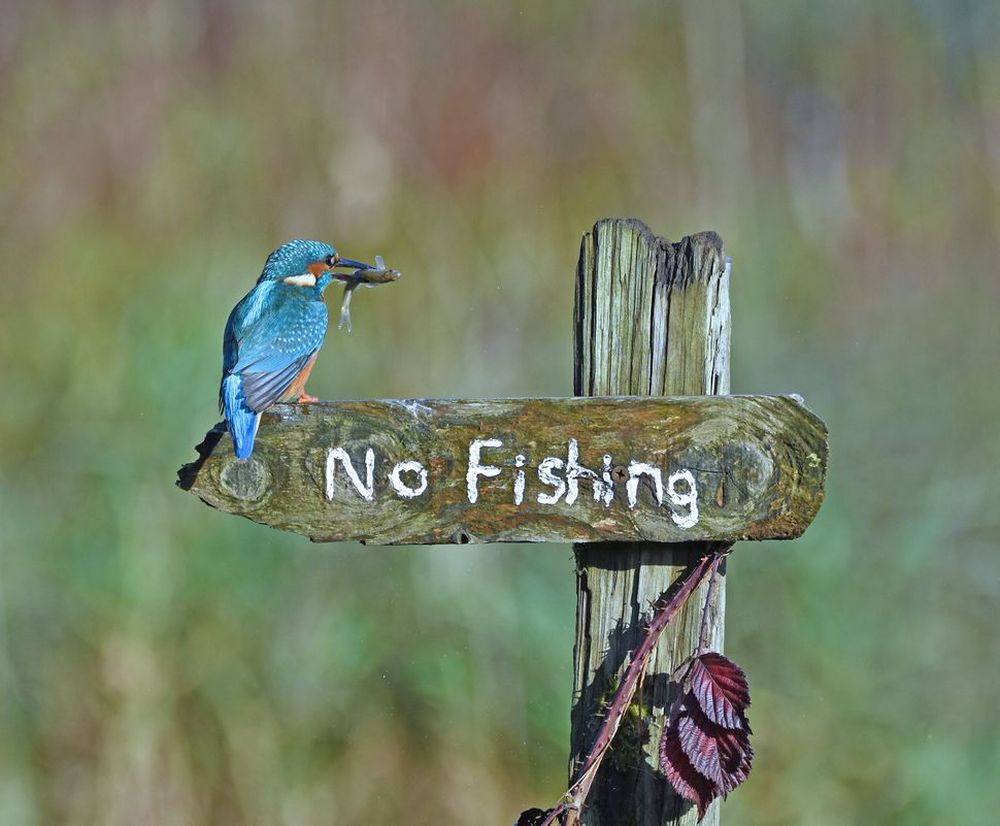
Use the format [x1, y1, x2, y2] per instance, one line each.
[221, 374, 260, 460]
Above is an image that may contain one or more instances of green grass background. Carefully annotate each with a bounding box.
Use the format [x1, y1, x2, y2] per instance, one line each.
[1, 2, 998, 823]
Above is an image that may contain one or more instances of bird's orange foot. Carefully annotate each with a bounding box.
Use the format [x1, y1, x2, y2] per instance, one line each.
[297, 392, 319, 404]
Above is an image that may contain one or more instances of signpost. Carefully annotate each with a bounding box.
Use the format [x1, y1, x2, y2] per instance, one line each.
[178, 219, 828, 824]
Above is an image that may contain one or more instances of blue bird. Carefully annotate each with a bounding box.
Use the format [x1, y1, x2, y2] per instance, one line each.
[220, 239, 379, 460]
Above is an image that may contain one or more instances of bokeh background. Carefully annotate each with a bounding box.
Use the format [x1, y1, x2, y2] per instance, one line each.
[2, 1, 998, 824]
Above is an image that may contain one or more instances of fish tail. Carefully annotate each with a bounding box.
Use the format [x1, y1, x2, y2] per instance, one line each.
[221, 374, 260, 460]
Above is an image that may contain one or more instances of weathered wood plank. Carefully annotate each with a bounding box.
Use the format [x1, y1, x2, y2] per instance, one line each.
[570, 220, 733, 825]
[178, 395, 826, 546]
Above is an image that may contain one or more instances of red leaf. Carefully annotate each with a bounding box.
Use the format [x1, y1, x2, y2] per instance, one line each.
[676, 701, 754, 795]
[659, 714, 717, 821]
[687, 652, 751, 731]
[661, 654, 756, 819]
[676, 705, 725, 788]
[714, 726, 754, 794]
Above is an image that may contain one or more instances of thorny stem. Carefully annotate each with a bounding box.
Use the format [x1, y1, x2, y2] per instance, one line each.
[534, 549, 725, 826]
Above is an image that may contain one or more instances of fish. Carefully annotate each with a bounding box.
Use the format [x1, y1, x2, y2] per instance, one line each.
[337, 255, 401, 332]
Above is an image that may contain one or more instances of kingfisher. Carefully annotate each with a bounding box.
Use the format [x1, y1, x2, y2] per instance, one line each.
[220, 239, 390, 460]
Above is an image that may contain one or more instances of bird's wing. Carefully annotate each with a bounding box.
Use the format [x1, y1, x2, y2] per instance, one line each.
[240, 355, 315, 411]
[222, 283, 328, 413]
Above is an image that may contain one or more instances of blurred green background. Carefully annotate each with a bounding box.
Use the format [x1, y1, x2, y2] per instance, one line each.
[1, 1, 998, 824]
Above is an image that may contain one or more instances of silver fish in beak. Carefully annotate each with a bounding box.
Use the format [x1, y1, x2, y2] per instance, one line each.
[337, 255, 401, 332]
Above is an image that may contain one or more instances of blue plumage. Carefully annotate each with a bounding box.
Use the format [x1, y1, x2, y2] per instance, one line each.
[219, 239, 373, 460]
[221, 374, 258, 459]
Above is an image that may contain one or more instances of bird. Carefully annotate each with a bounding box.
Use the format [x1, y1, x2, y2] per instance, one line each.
[219, 239, 377, 460]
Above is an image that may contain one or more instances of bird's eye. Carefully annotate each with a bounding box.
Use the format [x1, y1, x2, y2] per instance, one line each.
[325, 254, 337, 267]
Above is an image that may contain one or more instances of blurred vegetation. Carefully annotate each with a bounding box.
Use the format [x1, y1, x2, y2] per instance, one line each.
[1, 1, 998, 824]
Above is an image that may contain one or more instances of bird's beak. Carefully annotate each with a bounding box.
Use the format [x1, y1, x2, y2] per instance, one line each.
[331, 256, 373, 271]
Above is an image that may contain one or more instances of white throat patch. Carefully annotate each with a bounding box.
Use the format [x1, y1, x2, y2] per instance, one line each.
[282, 273, 318, 287]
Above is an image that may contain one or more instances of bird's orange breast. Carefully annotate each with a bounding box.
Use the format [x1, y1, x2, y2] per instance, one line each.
[281, 353, 319, 402]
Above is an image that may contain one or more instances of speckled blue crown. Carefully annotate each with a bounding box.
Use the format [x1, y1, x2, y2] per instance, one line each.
[259, 239, 336, 280]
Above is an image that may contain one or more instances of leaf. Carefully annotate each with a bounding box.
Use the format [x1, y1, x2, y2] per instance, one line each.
[676, 704, 727, 787]
[713, 726, 753, 794]
[676, 701, 754, 797]
[686, 652, 751, 730]
[660, 653, 755, 821]
[659, 713, 717, 820]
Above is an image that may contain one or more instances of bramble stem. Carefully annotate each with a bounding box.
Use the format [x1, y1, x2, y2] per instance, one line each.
[536, 550, 723, 826]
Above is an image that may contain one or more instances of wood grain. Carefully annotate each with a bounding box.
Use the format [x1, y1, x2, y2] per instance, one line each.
[177, 395, 825, 546]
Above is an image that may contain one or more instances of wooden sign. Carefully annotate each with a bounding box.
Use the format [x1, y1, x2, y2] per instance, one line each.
[177, 394, 827, 545]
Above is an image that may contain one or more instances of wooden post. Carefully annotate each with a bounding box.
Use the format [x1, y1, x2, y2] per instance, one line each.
[571, 219, 731, 825]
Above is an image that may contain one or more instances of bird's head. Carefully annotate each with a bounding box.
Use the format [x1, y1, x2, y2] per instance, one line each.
[258, 239, 372, 290]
